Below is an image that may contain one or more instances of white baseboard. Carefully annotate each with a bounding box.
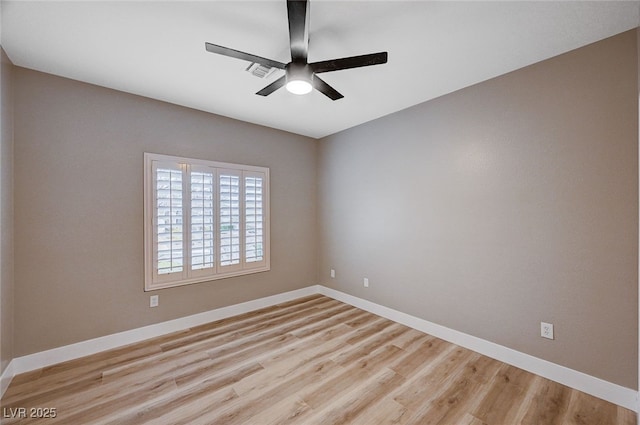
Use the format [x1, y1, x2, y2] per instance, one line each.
[317, 285, 638, 412]
[2, 284, 637, 412]
[0, 360, 14, 399]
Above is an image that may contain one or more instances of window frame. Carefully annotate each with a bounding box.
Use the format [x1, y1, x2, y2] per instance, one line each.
[144, 153, 270, 291]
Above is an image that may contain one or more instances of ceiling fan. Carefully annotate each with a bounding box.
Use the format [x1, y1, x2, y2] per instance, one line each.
[204, 0, 388, 100]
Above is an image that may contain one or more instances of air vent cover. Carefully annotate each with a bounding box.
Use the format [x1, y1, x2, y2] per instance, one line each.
[245, 62, 276, 78]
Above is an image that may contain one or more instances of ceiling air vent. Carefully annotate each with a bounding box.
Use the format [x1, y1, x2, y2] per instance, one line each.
[245, 62, 277, 78]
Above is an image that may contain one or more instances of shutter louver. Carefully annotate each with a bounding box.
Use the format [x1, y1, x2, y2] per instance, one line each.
[219, 172, 241, 267]
[191, 169, 215, 271]
[245, 175, 264, 263]
[155, 167, 184, 275]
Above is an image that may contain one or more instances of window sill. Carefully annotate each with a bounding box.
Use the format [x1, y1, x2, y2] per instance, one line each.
[144, 265, 271, 291]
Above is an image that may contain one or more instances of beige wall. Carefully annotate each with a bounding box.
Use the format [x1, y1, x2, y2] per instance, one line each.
[318, 30, 638, 389]
[0, 48, 14, 374]
[12, 68, 318, 356]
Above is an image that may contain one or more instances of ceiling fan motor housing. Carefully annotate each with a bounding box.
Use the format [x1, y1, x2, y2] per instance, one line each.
[286, 62, 314, 85]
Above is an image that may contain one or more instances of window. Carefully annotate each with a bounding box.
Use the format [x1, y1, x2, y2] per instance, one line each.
[144, 153, 269, 290]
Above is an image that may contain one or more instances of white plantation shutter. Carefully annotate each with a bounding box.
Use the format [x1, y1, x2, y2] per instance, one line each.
[219, 170, 242, 271]
[190, 166, 215, 276]
[145, 154, 270, 290]
[244, 171, 266, 268]
[152, 161, 185, 284]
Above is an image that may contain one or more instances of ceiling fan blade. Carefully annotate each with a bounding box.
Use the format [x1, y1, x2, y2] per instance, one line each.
[310, 52, 388, 74]
[205, 42, 286, 69]
[287, 0, 309, 62]
[256, 75, 287, 96]
[313, 76, 343, 101]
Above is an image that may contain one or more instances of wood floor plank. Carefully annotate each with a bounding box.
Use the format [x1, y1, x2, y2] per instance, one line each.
[389, 336, 450, 379]
[459, 413, 491, 425]
[391, 328, 434, 351]
[344, 317, 395, 345]
[304, 368, 407, 425]
[333, 322, 410, 366]
[471, 363, 537, 424]
[392, 345, 473, 411]
[564, 390, 619, 425]
[290, 307, 370, 339]
[300, 344, 404, 409]
[517, 376, 572, 425]
[1, 295, 635, 425]
[203, 359, 338, 425]
[105, 363, 262, 425]
[403, 352, 503, 425]
[619, 407, 640, 425]
[349, 396, 410, 425]
[273, 293, 326, 309]
[2, 343, 164, 405]
[101, 350, 211, 386]
[135, 388, 239, 425]
[233, 395, 313, 425]
[159, 295, 338, 353]
[39, 377, 177, 425]
[233, 335, 350, 397]
[0, 373, 104, 421]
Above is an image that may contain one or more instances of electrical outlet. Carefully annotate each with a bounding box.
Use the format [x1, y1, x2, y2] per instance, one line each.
[330, 269, 335, 278]
[541, 322, 554, 340]
[363, 277, 369, 288]
[150, 295, 159, 308]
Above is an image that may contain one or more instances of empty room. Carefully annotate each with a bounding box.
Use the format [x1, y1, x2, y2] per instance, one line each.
[0, 1, 639, 424]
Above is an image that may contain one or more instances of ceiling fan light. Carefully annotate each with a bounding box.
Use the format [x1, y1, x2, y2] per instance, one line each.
[286, 79, 313, 95]
[285, 62, 313, 95]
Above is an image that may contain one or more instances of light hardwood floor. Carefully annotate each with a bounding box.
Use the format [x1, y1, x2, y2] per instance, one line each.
[1, 294, 636, 425]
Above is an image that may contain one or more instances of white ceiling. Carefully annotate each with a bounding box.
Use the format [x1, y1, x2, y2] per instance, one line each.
[2, 1, 639, 139]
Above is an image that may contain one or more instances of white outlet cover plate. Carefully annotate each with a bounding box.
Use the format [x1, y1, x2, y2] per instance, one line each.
[541, 322, 554, 339]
